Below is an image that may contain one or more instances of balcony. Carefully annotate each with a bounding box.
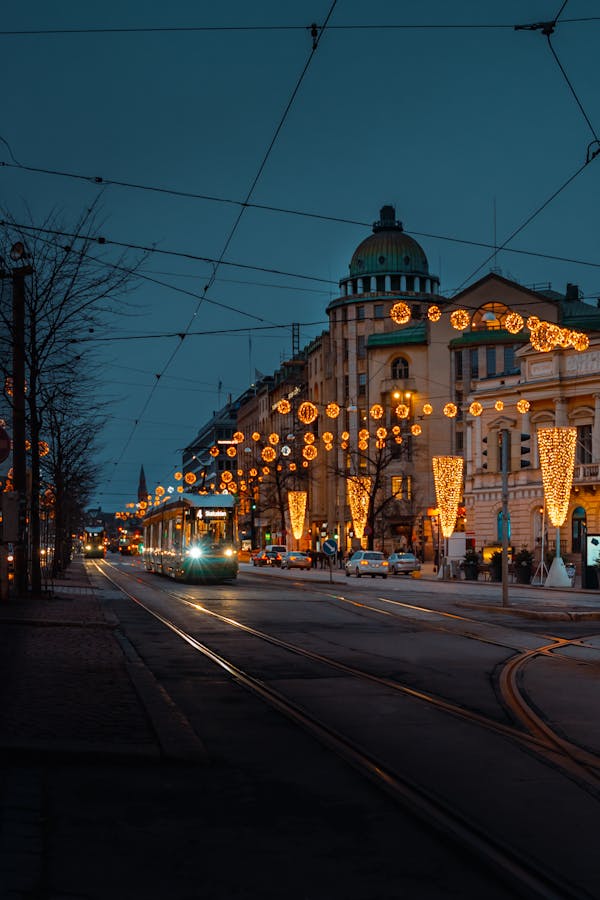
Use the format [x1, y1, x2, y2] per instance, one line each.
[573, 463, 600, 486]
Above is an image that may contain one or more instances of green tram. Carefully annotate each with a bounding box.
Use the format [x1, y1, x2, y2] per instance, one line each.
[142, 493, 238, 582]
[83, 526, 106, 559]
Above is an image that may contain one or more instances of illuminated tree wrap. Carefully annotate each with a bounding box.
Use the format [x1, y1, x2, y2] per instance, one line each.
[537, 427, 577, 527]
[288, 491, 307, 540]
[432, 456, 464, 538]
[347, 476, 372, 540]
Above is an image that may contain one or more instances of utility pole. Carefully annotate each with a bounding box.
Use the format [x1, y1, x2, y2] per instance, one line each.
[500, 429, 510, 608]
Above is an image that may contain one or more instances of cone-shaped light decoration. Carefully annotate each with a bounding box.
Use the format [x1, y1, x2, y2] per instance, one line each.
[347, 476, 372, 540]
[432, 456, 464, 538]
[537, 427, 577, 526]
[288, 491, 307, 540]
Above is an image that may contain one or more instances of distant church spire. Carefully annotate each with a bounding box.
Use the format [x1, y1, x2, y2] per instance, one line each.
[137, 466, 148, 504]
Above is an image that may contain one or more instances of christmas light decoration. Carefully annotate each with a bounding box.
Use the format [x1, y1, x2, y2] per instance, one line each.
[494, 400, 504, 412]
[156, 486, 165, 496]
[341, 441, 349, 450]
[304, 432, 315, 444]
[395, 403, 410, 419]
[39, 441, 50, 457]
[369, 403, 384, 420]
[302, 445, 317, 461]
[276, 399, 291, 414]
[516, 399, 530, 414]
[557, 328, 572, 349]
[427, 305, 441, 322]
[229, 482, 237, 493]
[505, 311, 524, 334]
[298, 401, 318, 424]
[226, 446, 237, 457]
[376, 427, 388, 439]
[422, 403, 433, 416]
[432, 456, 464, 538]
[537, 427, 577, 527]
[341, 431, 350, 441]
[390, 301, 411, 325]
[376, 439, 386, 449]
[322, 431, 334, 443]
[232, 431, 244, 443]
[252, 431, 261, 442]
[530, 321, 560, 352]
[450, 309, 471, 330]
[262, 466, 270, 475]
[347, 476, 372, 539]
[184, 472, 196, 485]
[443, 402, 458, 418]
[358, 439, 369, 451]
[526, 315, 540, 330]
[469, 401, 483, 417]
[222, 471, 233, 483]
[411, 424, 422, 436]
[325, 442, 333, 451]
[174, 471, 182, 480]
[261, 447, 276, 463]
[289, 462, 297, 472]
[288, 491, 308, 539]
[268, 432, 280, 445]
[249, 468, 258, 477]
[177, 486, 184, 493]
[570, 331, 590, 351]
[394, 436, 403, 444]
[391, 425, 401, 435]
[359, 428, 370, 441]
[281, 445, 291, 456]
[325, 402, 340, 419]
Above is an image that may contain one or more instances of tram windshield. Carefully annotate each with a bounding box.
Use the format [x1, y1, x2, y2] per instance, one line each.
[187, 508, 233, 545]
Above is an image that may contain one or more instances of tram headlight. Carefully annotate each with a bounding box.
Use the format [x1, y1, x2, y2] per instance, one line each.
[225, 548, 234, 557]
[187, 546, 202, 559]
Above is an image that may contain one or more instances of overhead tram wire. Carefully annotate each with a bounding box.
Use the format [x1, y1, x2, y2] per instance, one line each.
[4, 161, 600, 273]
[69, 321, 328, 343]
[104, 0, 339, 483]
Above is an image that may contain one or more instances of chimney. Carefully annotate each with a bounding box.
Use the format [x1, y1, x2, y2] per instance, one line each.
[565, 283, 580, 301]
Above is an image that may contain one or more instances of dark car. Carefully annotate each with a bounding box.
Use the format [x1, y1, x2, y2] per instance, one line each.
[388, 552, 421, 575]
[253, 550, 282, 567]
[281, 551, 312, 570]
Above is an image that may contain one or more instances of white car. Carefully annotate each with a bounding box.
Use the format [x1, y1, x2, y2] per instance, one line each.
[345, 550, 389, 578]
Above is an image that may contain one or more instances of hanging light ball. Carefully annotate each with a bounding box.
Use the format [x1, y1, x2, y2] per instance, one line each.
[226, 446, 237, 457]
[427, 305, 442, 322]
[302, 460, 309, 468]
[570, 331, 590, 352]
[376, 426, 388, 440]
[369, 403, 384, 420]
[390, 301, 412, 325]
[39, 441, 50, 457]
[289, 462, 297, 472]
[443, 402, 458, 418]
[494, 400, 504, 411]
[174, 471, 183, 480]
[391, 425, 401, 435]
[280, 444, 291, 456]
[304, 432, 315, 444]
[395, 436, 403, 444]
[228, 482, 237, 493]
[262, 466, 270, 475]
[298, 401, 318, 424]
[469, 401, 483, 417]
[261, 446, 276, 463]
[530, 321, 560, 352]
[422, 403, 433, 416]
[322, 431, 334, 443]
[376, 439, 386, 449]
[222, 471, 233, 483]
[358, 439, 369, 451]
[249, 467, 258, 477]
[557, 328, 572, 349]
[395, 403, 410, 419]
[268, 432, 280, 445]
[177, 485, 184, 493]
[209, 446, 219, 457]
[303, 444, 318, 460]
[232, 431, 244, 443]
[358, 428, 370, 441]
[411, 424, 422, 436]
[505, 311, 524, 334]
[325, 442, 333, 451]
[325, 402, 340, 419]
[156, 486, 165, 496]
[276, 399, 291, 414]
[184, 472, 196, 485]
[341, 440, 349, 450]
[450, 309, 471, 331]
[516, 398, 530, 414]
[526, 315, 540, 331]
[252, 431, 261, 442]
[341, 431, 350, 441]
[167, 486, 174, 494]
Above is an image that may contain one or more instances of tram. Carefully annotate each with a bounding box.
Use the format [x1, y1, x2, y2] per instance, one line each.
[142, 492, 238, 582]
[83, 526, 106, 559]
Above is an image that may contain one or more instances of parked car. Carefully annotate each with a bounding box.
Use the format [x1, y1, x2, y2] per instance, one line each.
[388, 552, 421, 575]
[281, 551, 312, 570]
[253, 550, 282, 567]
[345, 550, 389, 578]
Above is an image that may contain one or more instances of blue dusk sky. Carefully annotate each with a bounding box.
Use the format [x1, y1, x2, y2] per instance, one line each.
[1, 1, 599, 510]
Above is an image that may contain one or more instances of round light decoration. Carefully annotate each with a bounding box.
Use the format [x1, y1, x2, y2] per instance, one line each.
[516, 398, 530, 414]
[395, 436, 403, 444]
[325, 402, 340, 419]
[570, 331, 589, 352]
[395, 403, 410, 419]
[443, 402, 458, 418]
[325, 443, 333, 451]
[289, 462, 297, 472]
[427, 305, 442, 322]
[530, 321, 560, 352]
[177, 486, 184, 493]
[252, 431, 261, 442]
[322, 431, 334, 443]
[392, 425, 401, 435]
[347, 476, 372, 540]
[494, 400, 504, 412]
[302, 461, 309, 468]
[341, 441, 349, 450]
[341, 431, 350, 441]
[376, 439, 386, 449]
[302, 445, 317, 461]
[304, 432, 315, 444]
[376, 427, 388, 440]
[261, 446, 276, 463]
[226, 446, 237, 457]
[268, 432, 280, 445]
[450, 309, 471, 331]
[156, 486, 165, 496]
[249, 468, 258, 477]
[281, 445, 291, 457]
[184, 472, 196, 485]
[390, 301, 411, 325]
[411, 424, 422, 436]
[358, 428, 370, 441]
[174, 471, 183, 480]
[229, 483, 237, 493]
[557, 328, 572, 349]
[222, 471, 233, 483]
[358, 439, 369, 451]
[369, 403, 384, 420]
[297, 401, 318, 425]
[537, 427, 577, 526]
[422, 403, 433, 416]
[262, 466, 270, 475]
[276, 399, 291, 415]
[505, 312, 524, 334]
[39, 441, 50, 457]
[526, 315, 540, 331]
[469, 401, 483, 417]
[232, 431, 244, 443]
[288, 491, 308, 540]
[209, 445, 219, 457]
[432, 456, 464, 538]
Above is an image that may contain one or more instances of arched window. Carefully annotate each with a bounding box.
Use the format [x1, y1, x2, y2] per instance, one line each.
[472, 302, 510, 331]
[391, 357, 409, 379]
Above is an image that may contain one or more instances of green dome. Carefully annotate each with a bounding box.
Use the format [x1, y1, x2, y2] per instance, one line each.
[349, 206, 429, 278]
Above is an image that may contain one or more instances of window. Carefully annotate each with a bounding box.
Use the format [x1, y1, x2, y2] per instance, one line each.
[356, 305, 365, 321]
[374, 304, 384, 319]
[391, 357, 409, 379]
[342, 306, 348, 323]
[456, 430, 464, 451]
[357, 335, 366, 359]
[577, 424, 592, 464]
[454, 352, 463, 380]
[470, 348, 479, 379]
[503, 345, 516, 373]
[376, 276, 386, 292]
[472, 302, 509, 331]
[391, 476, 403, 499]
[391, 475, 412, 500]
[358, 373, 367, 396]
[343, 338, 349, 360]
[486, 347, 496, 377]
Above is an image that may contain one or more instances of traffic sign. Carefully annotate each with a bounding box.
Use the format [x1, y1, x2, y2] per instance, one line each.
[322, 539, 337, 557]
[0, 428, 11, 465]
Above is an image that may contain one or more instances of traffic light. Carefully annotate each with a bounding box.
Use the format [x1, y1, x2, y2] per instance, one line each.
[481, 435, 488, 470]
[520, 433, 531, 468]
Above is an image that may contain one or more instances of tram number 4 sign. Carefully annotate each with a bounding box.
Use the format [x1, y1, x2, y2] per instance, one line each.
[322, 539, 337, 557]
[0, 428, 11, 465]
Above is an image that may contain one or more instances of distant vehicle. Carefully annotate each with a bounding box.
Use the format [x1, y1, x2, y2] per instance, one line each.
[83, 527, 105, 559]
[281, 551, 312, 570]
[388, 552, 421, 575]
[265, 544, 287, 555]
[345, 550, 388, 578]
[253, 550, 282, 567]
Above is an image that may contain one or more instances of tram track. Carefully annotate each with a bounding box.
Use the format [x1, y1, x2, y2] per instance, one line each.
[93, 560, 597, 900]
